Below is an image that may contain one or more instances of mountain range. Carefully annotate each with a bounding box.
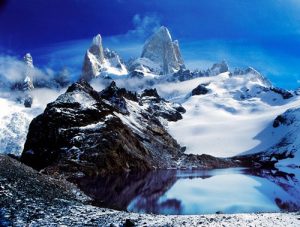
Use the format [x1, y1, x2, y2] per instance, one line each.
[0, 26, 300, 174]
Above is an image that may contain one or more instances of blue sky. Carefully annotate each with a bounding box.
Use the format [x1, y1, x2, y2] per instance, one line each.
[1, 0, 300, 89]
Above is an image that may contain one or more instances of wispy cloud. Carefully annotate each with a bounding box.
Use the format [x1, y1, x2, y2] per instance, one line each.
[0, 54, 59, 89]
[127, 13, 161, 39]
[0, 55, 27, 83]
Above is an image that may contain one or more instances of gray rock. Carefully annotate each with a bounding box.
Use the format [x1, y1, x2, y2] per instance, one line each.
[81, 35, 127, 81]
[191, 84, 210, 96]
[24, 94, 33, 108]
[209, 60, 229, 76]
[81, 34, 105, 81]
[140, 26, 185, 75]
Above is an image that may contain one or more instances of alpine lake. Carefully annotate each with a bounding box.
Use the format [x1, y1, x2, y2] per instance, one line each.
[73, 167, 300, 215]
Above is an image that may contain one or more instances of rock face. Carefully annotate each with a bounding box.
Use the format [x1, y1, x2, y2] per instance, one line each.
[22, 53, 34, 107]
[20, 81, 181, 175]
[168, 68, 208, 82]
[209, 60, 229, 76]
[103, 48, 125, 70]
[168, 61, 229, 82]
[141, 26, 185, 74]
[130, 26, 185, 76]
[191, 84, 210, 96]
[81, 35, 127, 81]
[270, 87, 293, 99]
[81, 34, 105, 81]
[21, 80, 237, 177]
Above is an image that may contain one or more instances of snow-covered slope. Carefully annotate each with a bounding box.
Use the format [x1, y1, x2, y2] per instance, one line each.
[155, 71, 300, 164]
[0, 88, 65, 156]
[262, 107, 300, 167]
[0, 97, 42, 155]
[1, 25, 299, 168]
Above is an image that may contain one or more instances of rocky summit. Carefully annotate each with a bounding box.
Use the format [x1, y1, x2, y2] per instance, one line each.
[81, 34, 105, 81]
[130, 26, 185, 76]
[21, 80, 235, 178]
[81, 35, 127, 81]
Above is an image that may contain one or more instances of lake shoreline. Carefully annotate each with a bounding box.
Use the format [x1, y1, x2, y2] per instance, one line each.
[1, 154, 300, 226]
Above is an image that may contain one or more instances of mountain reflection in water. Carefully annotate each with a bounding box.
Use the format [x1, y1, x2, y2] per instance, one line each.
[73, 168, 300, 215]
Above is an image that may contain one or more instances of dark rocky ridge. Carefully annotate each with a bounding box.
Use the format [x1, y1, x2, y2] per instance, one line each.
[270, 87, 294, 99]
[21, 80, 237, 178]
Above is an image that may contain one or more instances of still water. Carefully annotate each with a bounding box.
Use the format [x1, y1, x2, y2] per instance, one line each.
[75, 168, 300, 215]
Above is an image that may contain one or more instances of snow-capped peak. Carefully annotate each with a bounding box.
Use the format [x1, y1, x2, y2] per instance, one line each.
[81, 34, 128, 81]
[23, 53, 34, 87]
[154, 26, 172, 41]
[233, 66, 272, 87]
[130, 26, 185, 76]
[24, 53, 33, 68]
[209, 60, 229, 76]
[92, 34, 102, 46]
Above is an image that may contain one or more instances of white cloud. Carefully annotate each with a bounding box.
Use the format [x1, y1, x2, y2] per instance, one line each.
[31, 87, 65, 108]
[0, 54, 62, 89]
[127, 14, 161, 39]
[0, 55, 27, 83]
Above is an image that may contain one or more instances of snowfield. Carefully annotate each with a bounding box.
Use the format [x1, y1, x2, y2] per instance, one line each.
[0, 97, 42, 155]
[0, 88, 64, 155]
[156, 72, 300, 164]
[1, 70, 300, 167]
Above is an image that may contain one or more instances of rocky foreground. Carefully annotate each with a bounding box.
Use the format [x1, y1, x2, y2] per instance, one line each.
[1, 154, 299, 227]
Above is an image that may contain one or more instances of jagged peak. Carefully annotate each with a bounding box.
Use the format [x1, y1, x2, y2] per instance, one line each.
[100, 81, 138, 102]
[233, 66, 260, 76]
[210, 60, 229, 75]
[92, 34, 102, 46]
[24, 53, 32, 59]
[211, 60, 228, 69]
[106, 81, 118, 91]
[244, 67, 261, 76]
[140, 26, 185, 75]
[65, 79, 100, 99]
[155, 26, 172, 40]
[23, 53, 33, 68]
[141, 88, 160, 99]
